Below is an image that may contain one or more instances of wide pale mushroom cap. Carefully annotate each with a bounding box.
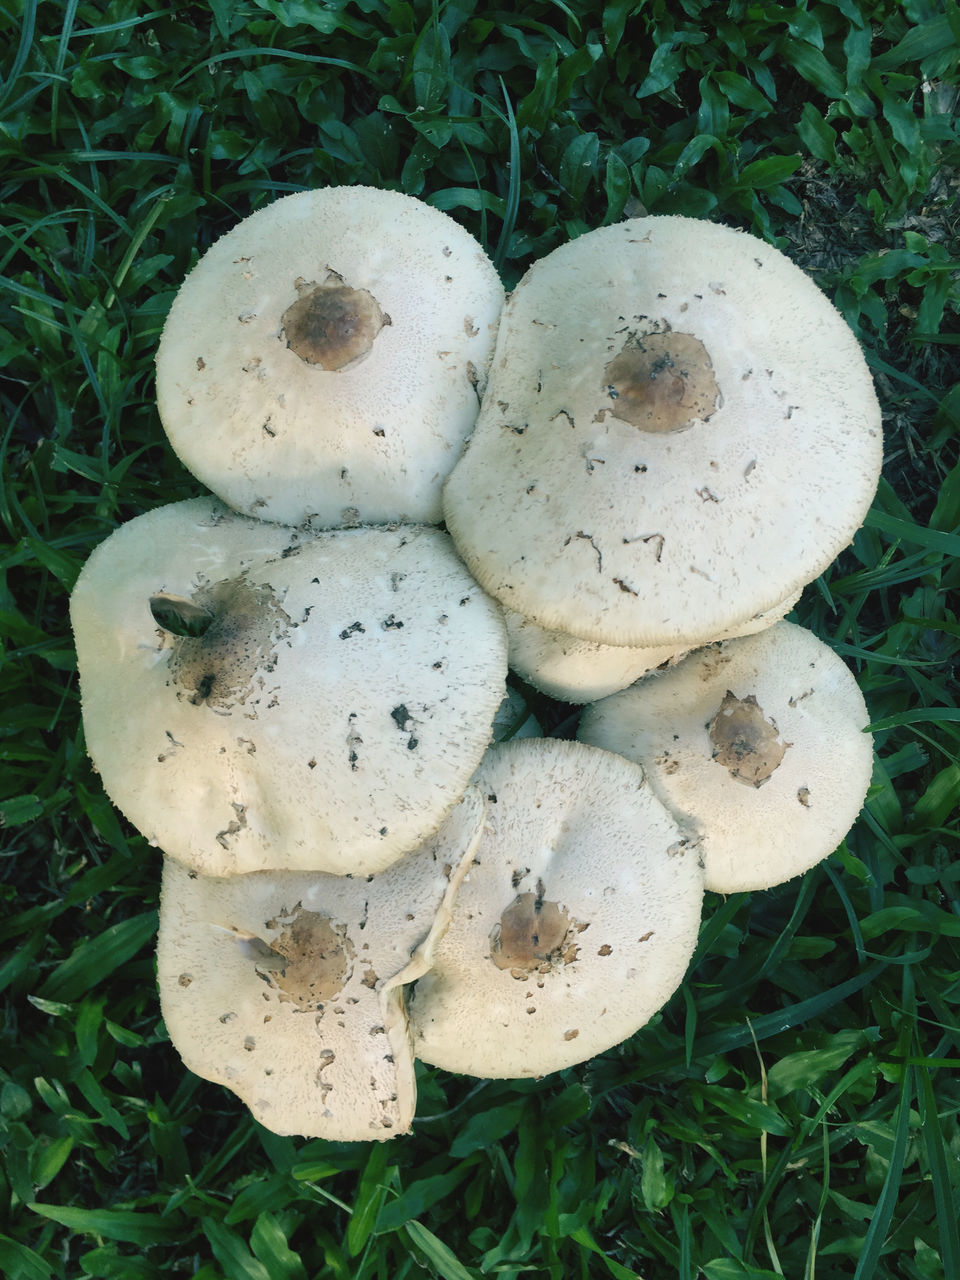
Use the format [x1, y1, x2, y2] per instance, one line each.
[158, 788, 485, 1140]
[70, 498, 507, 876]
[156, 187, 504, 528]
[444, 216, 882, 647]
[578, 621, 874, 892]
[408, 739, 704, 1078]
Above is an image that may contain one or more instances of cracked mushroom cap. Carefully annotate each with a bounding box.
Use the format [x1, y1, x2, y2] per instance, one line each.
[157, 787, 485, 1140]
[70, 497, 506, 876]
[443, 215, 882, 648]
[578, 621, 874, 892]
[505, 587, 801, 703]
[407, 738, 704, 1078]
[156, 187, 504, 528]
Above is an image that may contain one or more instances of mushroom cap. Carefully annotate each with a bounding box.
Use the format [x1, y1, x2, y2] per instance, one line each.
[443, 216, 882, 647]
[156, 187, 504, 528]
[504, 587, 800, 704]
[157, 787, 485, 1140]
[70, 498, 507, 876]
[505, 607, 684, 704]
[578, 621, 874, 892]
[714, 586, 803, 640]
[408, 739, 704, 1078]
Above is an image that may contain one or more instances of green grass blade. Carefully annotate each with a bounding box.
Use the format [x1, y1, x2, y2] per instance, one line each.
[852, 1067, 915, 1280]
[917, 1066, 960, 1279]
[494, 78, 521, 275]
[404, 1221, 477, 1280]
[0, 0, 37, 113]
[27, 1204, 183, 1246]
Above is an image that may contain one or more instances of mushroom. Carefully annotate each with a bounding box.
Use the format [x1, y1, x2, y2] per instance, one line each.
[443, 215, 882, 649]
[577, 621, 874, 892]
[70, 497, 507, 876]
[157, 787, 485, 1139]
[155, 186, 504, 529]
[504, 588, 801, 703]
[504, 607, 685, 704]
[407, 738, 704, 1078]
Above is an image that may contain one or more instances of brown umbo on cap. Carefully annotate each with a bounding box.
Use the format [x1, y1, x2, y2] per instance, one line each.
[444, 216, 882, 648]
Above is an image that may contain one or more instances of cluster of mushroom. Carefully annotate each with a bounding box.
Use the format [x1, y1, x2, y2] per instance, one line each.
[70, 190, 881, 1141]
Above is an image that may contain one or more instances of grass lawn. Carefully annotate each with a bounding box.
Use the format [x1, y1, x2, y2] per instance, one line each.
[1, 1, 959, 1277]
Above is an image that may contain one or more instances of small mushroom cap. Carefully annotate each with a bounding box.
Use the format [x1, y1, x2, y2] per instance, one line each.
[156, 187, 504, 528]
[444, 216, 882, 647]
[408, 739, 704, 1078]
[578, 621, 874, 892]
[505, 607, 686, 703]
[70, 498, 507, 876]
[157, 788, 485, 1140]
[504, 587, 800, 704]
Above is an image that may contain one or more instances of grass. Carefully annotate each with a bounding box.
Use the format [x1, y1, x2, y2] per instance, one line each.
[1, 0, 959, 1276]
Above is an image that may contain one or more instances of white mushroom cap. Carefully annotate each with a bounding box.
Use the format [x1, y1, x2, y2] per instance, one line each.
[504, 587, 801, 704]
[156, 187, 504, 528]
[408, 739, 704, 1078]
[157, 788, 485, 1140]
[505, 607, 685, 703]
[70, 498, 507, 876]
[444, 216, 882, 648]
[578, 621, 874, 892]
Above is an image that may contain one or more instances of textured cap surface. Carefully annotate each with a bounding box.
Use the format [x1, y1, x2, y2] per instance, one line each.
[158, 788, 485, 1139]
[408, 739, 703, 1077]
[70, 498, 506, 875]
[444, 216, 882, 647]
[578, 621, 874, 891]
[156, 187, 504, 528]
